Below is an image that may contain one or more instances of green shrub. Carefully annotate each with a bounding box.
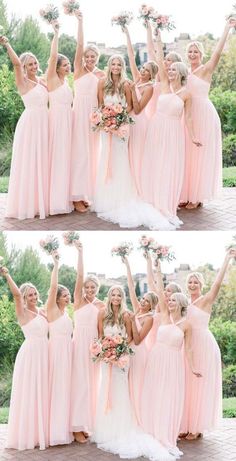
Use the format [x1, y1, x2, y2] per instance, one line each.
[222, 365, 236, 398]
[0, 65, 24, 137]
[223, 397, 236, 418]
[222, 135, 236, 167]
[210, 319, 236, 365]
[210, 88, 236, 136]
[0, 407, 9, 424]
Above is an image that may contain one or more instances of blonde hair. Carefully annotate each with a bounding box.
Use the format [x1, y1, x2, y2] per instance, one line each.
[144, 61, 159, 80]
[20, 282, 40, 304]
[83, 275, 100, 292]
[104, 285, 127, 327]
[171, 292, 188, 316]
[19, 52, 40, 74]
[186, 41, 205, 59]
[171, 61, 188, 86]
[104, 54, 127, 96]
[186, 272, 205, 290]
[166, 282, 182, 294]
[143, 291, 158, 311]
[165, 51, 183, 63]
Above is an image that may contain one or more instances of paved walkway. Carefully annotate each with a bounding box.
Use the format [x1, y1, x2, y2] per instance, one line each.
[0, 419, 235, 461]
[0, 188, 236, 231]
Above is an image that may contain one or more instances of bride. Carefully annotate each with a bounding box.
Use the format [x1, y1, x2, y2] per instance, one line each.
[92, 55, 180, 230]
[92, 285, 176, 461]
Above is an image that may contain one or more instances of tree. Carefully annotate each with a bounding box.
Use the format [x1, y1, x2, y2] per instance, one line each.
[135, 49, 141, 68]
[98, 53, 109, 70]
[135, 280, 141, 298]
[58, 264, 77, 301]
[58, 33, 77, 71]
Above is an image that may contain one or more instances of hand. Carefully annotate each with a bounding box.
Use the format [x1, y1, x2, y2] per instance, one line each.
[0, 35, 9, 47]
[192, 138, 202, 147]
[128, 311, 136, 321]
[75, 10, 83, 21]
[121, 255, 128, 265]
[226, 16, 236, 29]
[192, 369, 202, 378]
[0, 266, 9, 277]
[122, 25, 128, 34]
[74, 240, 83, 251]
[51, 251, 60, 262]
[226, 247, 236, 260]
[51, 20, 60, 32]
[128, 81, 136, 91]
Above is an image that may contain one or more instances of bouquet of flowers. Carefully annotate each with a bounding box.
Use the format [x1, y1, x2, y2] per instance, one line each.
[226, 235, 236, 250]
[39, 235, 60, 259]
[111, 241, 133, 258]
[150, 13, 175, 34]
[138, 4, 155, 26]
[150, 242, 176, 265]
[111, 11, 134, 29]
[138, 234, 155, 254]
[226, 3, 236, 20]
[62, 231, 80, 246]
[62, 0, 80, 15]
[90, 103, 135, 141]
[90, 334, 134, 371]
[39, 4, 59, 26]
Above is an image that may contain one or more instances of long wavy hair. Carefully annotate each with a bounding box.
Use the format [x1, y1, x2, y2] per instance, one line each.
[104, 54, 127, 97]
[104, 285, 127, 327]
[20, 282, 41, 305]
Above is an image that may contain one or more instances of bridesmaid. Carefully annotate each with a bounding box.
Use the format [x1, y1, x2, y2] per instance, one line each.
[0, 37, 49, 220]
[141, 266, 201, 457]
[46, 254, 73, 446]
[141, 30, 201, 226]
[122, 255, 158, 425]
[70, 241, 104, 443]
[70, 11, 105, 213]
[145, 20, 182, 119]
[181, 17, 236, 209]
[47, 22, 73, 215]
[122, 25, 158, 196]
[180, 248, 236, 440]
[0, 268, 48, 450]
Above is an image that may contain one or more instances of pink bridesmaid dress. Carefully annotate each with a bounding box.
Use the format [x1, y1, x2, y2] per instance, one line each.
[145, 81, 161, 119]
[70, 73, 100, 203]
[49, 81, 73, 215]
[145, 313, 161, 351]
[141, 319, 185, 457]
[129, 84, 152, 196]
[49, 312, 73, 445]
[6, 83, 49, 220]
[70, 303, 99, 434]
[181, 301, 222, 434]
[141, 92, 185, 227]
[6, 312, 49, 450]
[129, 315, 150, 425]
[181, 69, 222, 203]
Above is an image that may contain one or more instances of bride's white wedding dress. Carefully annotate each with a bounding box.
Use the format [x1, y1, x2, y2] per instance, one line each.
[92, 324, 177, 461]
[92, 93, 182, 230]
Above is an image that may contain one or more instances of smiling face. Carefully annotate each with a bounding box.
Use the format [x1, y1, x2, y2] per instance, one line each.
[164, 285, 174, 302]
[168, 293, 179, 314]
[25, 287, 38, 308]
[84, 280, 98, 300]
[110, 288, 123, 307]
[187, 275, 202, 295]
[57, 288, 71, 307]
[140, 293, 152, 312]
[84, 49, 98, 69]
[168, 62, 180, 82]
[57, 58, 71, 77]
[110, 57, 123, 77]
[187, 44, 202, 66]
[24, 56, 39, 77]
[140, 63, 151, 82]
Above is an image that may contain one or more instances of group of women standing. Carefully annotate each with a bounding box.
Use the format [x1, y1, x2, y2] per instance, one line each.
[1, 12, 236, 227]
[1, 243, 235, 459]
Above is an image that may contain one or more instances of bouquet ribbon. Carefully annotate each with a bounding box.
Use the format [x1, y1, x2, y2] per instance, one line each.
[105, 362, 113, 413]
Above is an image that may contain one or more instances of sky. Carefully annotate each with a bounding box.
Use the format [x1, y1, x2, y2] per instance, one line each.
[4, 0, 236, 46]
[3, 231, 236, 278]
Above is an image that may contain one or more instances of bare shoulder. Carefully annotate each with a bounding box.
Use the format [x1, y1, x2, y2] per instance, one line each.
[96, 70, 106, 78]
[95, 300, 105, 309]
[98, 307, 106, 318]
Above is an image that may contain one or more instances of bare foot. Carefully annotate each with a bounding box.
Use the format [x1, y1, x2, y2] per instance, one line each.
[82, 431, 89, 438]
[178, 432, 189, 439]
[178, 202, 189, 208]
[185, 202, 202, 210]
[74, 431, 87, 443]
[73, 201, 88, 213]
[185, 432, 202, 440]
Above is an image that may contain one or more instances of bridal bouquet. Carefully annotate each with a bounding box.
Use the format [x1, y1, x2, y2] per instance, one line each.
[39, 235, 60, 259]
[90, 335, 134, 371]
[62, 0, 80, 15]
[62, 231, 80, 246]
[90, 103, 135, 141]
[150, 243, 176, 264]
[111, 241, 133, 258]
[39, 3, 59, 26]
[111, 11, 134, 29]
[150, 13, 175, 34]
[138, 4, 155, 26]
[138, 234, 155, 254]
[226, 234, 236, 251]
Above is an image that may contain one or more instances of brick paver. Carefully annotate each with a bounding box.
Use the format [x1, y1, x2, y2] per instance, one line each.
[0, 419, 235, 461]
[0, 188, 236, 231]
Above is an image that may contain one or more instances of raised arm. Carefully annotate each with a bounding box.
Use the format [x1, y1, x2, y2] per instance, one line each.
[123, 26, 140, 82]
[202, 248, 236, 310]
[154, 30, 168, 87]
[122, 256, 140, 313]
[45, 255, 59, 315]
[73, 11, 84, 79]
[146, 251, 158, 292]
[47, 22, 60, 87]
[0, 267, 25, 321]
[146, 20, 157, 62]
[205, 18, 236, 75]
[73, 241, 84, 309]
[0, 37, 25, 92]
[152, 260, 167, 315]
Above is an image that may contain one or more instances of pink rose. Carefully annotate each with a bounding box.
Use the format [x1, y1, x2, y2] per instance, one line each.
[90, 111, 101, 125]
[90, 342, 102, 357]
[113, 335, 123, 345]
[117, 355, 129, 369]
[113, 103, 123, 114]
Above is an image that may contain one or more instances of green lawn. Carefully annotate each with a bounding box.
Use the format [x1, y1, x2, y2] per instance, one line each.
[0, 168, 236, 193]
[0, 398, 235, 423]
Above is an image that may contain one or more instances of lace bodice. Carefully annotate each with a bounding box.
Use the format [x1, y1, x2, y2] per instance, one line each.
[104, 323, 126, 337]
[104, 92, 126, 106]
